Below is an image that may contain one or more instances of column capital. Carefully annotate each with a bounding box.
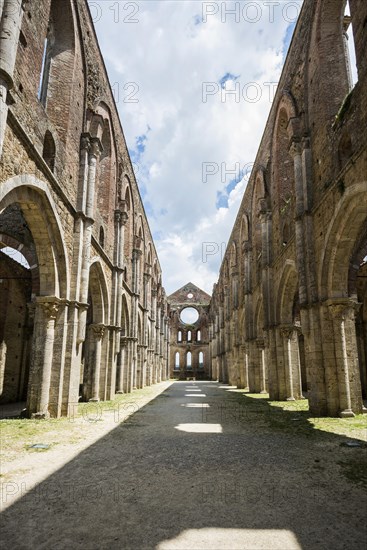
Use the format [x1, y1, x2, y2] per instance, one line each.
[289, 140, 302, 158]
[90, 323, 105, 339]
[114, 209, 122, 223]
[36, 296, 60, 320]
[133, 248, 143, 259]
[256, 338, 265, 350]
[280, 324, 297, 339]
[80, 133, 91, 152]
[115, 208, 129, 226]
[90, 137, 103, 159]
[327, 299, 361, 321]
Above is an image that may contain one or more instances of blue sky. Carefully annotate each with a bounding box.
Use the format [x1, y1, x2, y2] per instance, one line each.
[89, 0, 304, 294]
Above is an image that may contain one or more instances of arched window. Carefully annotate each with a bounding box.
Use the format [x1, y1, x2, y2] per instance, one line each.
[99, 227, 105, 248]
[272, 103, 296, 254]
[37, 0, 75, 141]
[38, 37, 50, 105]
[197, 330, 201, 342]
[230, 242, 237, 267]
[199, 352, 204, 368]
[123, 183, 133, 263]
[174, 352, 180, 370]
[186, 351, 192, 369]
[177, 330, 182, 343]
[187, 330, 192, 342]
[343, 1, 358, 90]
[42, 130, 56, 172]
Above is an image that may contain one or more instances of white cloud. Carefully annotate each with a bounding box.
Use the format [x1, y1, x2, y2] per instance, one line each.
[90, 0, 303, 294]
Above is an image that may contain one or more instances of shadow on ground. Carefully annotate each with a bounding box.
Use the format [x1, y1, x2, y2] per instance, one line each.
[1, 381, 366, 550]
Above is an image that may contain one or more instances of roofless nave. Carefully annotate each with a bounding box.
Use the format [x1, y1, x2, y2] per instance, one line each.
[0, 0, 366, 418]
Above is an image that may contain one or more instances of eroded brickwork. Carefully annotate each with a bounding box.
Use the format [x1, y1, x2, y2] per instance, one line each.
[208, 0, 367, 417]
[0, 0, 169, 417]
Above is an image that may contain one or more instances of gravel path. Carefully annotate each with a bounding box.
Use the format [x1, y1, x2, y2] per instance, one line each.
[1, 381, 366, 550]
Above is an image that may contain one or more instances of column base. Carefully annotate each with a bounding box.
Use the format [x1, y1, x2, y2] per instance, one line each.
[260, 390, 268, 394]
[116, 391, 124, 394]
[286, 397, 296, 401]
[340, 409, 355, 418]
[31, 411, 50, 420]
[89, 398, 100, 402]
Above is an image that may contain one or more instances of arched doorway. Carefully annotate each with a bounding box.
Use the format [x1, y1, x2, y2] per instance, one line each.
[319, 182, 366, 415]
[0, 176, 69, 417]
[116, 295, 129, 394]
[277, 264, 304, 401]
[81, 261, 109, 402]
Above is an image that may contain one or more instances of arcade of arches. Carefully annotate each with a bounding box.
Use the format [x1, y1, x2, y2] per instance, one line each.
[0, 0, 366, 418]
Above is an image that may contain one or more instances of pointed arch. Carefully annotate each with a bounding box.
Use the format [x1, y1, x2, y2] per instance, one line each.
[121, 293, 130, 336]
[240, 213, 250, 244]
[88, 259, 110, 325]
[276, 260, 299, 326]
[0, 175, 69, 298]
[38, 0, 76, 142]
[320, 182, 367, 299]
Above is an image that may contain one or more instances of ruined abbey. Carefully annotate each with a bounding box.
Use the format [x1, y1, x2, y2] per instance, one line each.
[0, 0, 366, 419]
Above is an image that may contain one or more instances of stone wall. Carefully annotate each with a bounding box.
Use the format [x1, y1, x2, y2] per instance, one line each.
[208, 0, 367, 417]
[168, 283, 211, 380]
[0, 0, 169, 416]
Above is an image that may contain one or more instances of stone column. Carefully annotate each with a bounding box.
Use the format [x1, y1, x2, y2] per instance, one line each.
[290, 141, 307, 306]
[0, 0, 24, 156]
[280, 325, 303, 401]
[256, 338, 268, 394]
[78, 138, 102, 344]
[266, 326, 280, 400]
[248, 339, 261, 392]
[115, 207, 128, 333]
[327, 300, 363, 416]
[89, 324, 105, 402]
[115, 337, 126, 394]
[28, 297, 59, 418]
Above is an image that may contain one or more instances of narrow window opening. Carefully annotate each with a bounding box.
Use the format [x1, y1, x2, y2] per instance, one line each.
[177, 330, 182, 343]
[199, 352, 204, 369]
[99, 227, 105, 248]
[187, 330, 192, 342]
[42, 130, 56, 172]
[343, 1, 358, 90]
[174, 352, 180, 370]
[186, 351, 192, 369]
[197, 330, 201, 342]
[38, 35, 52, 105]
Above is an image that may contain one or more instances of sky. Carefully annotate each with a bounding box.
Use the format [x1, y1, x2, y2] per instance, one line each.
[88, 0, 303, 295]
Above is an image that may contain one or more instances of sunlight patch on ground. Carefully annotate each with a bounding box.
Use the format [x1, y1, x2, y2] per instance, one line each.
[184, 394, 207, 397]
[180, 403, 210, 408]
[174, 424, 222, 433]
[157, 528, 302, 549]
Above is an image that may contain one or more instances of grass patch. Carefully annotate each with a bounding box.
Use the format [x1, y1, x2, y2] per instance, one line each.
[0, 382, 171, 463]
[0, 418, 76, 454]
[222, 389, 367, 440]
